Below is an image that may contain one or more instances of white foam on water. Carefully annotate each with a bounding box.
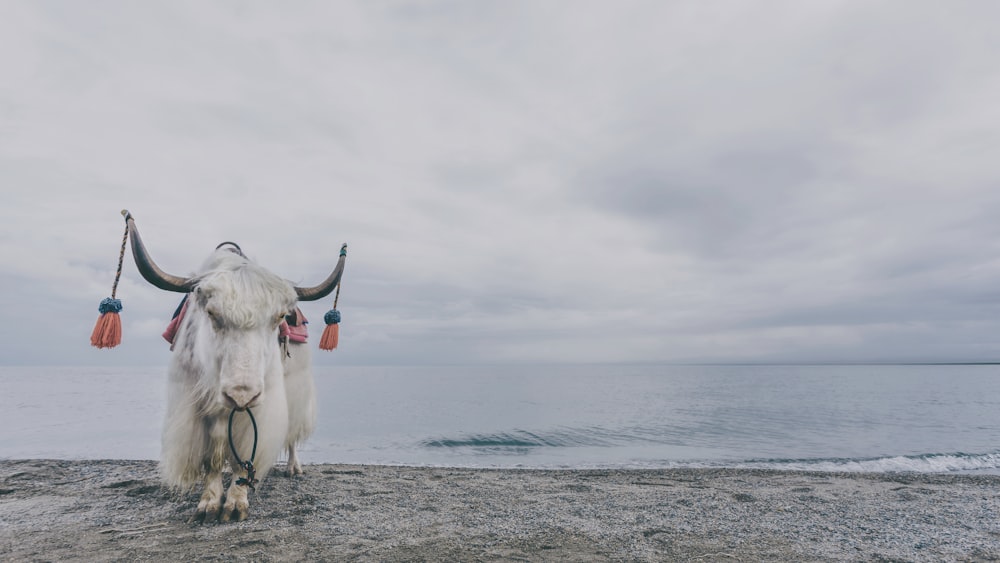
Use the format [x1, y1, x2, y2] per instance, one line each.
[730, 452, 1000, 473]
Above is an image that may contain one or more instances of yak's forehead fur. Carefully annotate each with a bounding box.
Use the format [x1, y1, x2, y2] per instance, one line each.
[192, 250, 297, 328]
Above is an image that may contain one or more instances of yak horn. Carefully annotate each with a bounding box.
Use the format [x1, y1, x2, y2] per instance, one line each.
[295, 244, 347, 302]
[121, 210, 196, 293]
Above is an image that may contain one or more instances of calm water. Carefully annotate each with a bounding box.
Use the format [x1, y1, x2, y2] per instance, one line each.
[3, 364, 1000, 473]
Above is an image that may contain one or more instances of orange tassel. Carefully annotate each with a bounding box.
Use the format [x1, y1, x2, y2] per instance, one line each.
[319, 322, 339, 351]
[319, 254, 344, 352]
[91, 303, 122, 349]
[92, 215, 129, 349]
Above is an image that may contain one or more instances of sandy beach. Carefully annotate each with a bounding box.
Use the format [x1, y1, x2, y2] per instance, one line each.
[1, 460, 999, 562]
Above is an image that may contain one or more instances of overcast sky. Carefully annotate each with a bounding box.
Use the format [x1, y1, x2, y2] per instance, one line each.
[1, 1, 999, 366]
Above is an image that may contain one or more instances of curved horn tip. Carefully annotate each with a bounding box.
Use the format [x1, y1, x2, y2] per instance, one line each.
[123, 210, 194, 293]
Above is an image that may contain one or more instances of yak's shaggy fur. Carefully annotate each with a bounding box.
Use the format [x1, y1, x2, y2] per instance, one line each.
[160, 250, 305, 522]
[281, 339, 317, 476]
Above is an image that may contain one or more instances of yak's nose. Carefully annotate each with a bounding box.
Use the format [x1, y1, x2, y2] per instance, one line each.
[223, 386, 262, 411]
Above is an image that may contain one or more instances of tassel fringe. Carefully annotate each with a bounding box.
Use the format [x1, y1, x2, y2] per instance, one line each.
[319, 323, 339, 351]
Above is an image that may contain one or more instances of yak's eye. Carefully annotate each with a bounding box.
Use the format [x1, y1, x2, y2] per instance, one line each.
[206, 310, 223, 330]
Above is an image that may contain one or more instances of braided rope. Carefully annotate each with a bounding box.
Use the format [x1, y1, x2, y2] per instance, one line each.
[110, 223, 129, 299]
[324, 247, 344, 325]
[324, 279, 342, 325]
[333, 243, 346, 309]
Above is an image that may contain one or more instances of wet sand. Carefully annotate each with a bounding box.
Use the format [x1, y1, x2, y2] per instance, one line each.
[1, 459, 999, 561]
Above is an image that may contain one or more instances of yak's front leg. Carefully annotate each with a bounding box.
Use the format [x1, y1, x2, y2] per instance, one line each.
[286, 444, 304, 477]
[192, 470, 224, 523]
[221, 471, 251, 522]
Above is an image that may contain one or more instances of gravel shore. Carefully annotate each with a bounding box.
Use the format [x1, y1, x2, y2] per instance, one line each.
[2, 459, 999, 561]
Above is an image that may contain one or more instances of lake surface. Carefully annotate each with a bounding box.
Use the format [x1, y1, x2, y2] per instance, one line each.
[3, 364, 1000, 473]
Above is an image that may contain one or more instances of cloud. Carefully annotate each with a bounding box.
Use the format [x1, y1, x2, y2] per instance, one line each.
[2, 1, 1000, 365]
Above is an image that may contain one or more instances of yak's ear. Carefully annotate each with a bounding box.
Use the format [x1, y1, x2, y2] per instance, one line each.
[195, 286, 211, 307]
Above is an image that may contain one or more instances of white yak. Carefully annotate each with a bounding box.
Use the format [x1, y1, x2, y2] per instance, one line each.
[123, 211, 344, 522]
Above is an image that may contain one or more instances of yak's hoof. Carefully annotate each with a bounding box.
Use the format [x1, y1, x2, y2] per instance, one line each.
[191, 506, 220, 524]
[220, 507, 248, 522]
[191, 498, 222, 524]
[221, 495, 249, 522]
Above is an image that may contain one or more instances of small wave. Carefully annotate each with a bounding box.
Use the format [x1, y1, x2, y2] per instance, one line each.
[734, 452, 1000, 473]
[418, 427, 1000, 474]
[421, 427, 619, 450]
[424, 432, 554, 449]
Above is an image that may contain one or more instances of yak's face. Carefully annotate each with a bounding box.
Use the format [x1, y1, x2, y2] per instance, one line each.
[122, 212, 345, 415]
[189, 252, 298, 411]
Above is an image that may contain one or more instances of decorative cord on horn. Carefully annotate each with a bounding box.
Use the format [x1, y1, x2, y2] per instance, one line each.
[319, 244, 347, 351]
[90, 213, 130, 349]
